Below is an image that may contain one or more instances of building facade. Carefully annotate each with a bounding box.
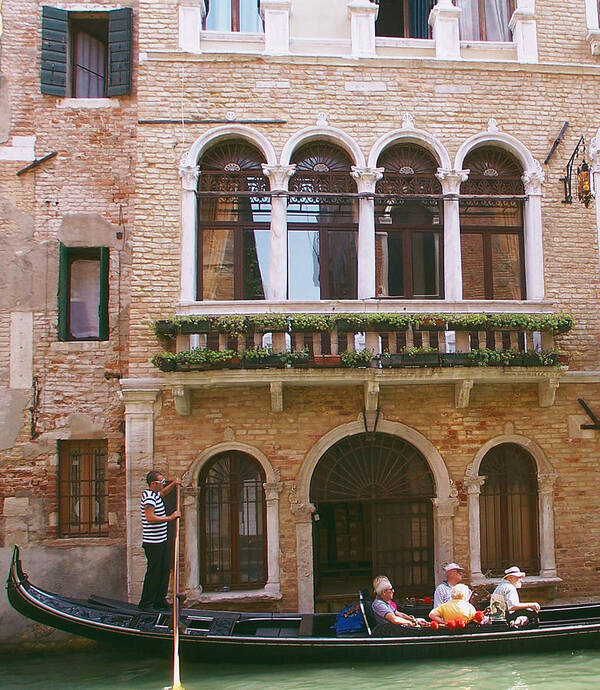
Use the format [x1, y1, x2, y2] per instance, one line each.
[2, 0, 600, 641]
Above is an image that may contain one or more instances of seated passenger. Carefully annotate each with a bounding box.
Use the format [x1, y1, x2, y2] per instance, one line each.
[429, 584, 476, 624]
[371, 577, 419, 628]
[490, 566, 540, 627]
[433, 562, 472, 607]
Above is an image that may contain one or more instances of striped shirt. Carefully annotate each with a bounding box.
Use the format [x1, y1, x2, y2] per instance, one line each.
[140, 489, 168, 543]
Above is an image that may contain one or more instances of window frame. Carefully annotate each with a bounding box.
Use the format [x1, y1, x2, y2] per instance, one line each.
[456, 0, 515, 42]
[58, 244, 109, 341]
[202, 0, 263, 33]
[58, 439, 109, 538]
[41, 5, 132, 98]
[375, 0, 435, 39]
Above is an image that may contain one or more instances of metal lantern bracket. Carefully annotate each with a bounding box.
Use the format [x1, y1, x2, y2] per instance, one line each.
[560, 135, 593, 205]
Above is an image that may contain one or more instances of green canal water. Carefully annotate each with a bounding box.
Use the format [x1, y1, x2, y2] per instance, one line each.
[0, 647, 599, 689]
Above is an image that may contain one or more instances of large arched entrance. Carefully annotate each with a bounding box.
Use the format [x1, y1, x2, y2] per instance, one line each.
[310, 432, 435, 610]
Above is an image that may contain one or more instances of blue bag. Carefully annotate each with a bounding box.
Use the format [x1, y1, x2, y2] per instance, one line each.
[333, 602, 366, 635]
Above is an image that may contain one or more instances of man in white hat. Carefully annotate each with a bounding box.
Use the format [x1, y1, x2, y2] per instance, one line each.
[489, 566, 540, 625]
[433, 563, 472, 608]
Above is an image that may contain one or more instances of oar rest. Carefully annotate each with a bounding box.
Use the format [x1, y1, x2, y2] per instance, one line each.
[359, 589, 376, 636]
[208, 613, 241, 636]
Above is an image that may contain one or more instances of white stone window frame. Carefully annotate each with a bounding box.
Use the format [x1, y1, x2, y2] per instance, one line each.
[464, 434, 560, 588]
[292, 416, 458, 613]
[585, 0, 600, 54]
[454, 129, 545, 301]
[181, 442, 283, 604]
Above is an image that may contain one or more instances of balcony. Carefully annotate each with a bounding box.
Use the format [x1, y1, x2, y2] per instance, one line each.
[149, 311, 572, 414]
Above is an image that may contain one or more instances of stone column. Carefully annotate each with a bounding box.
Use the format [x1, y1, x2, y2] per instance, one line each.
[436, 170, 468, 301]
[510, 0, 538, 64]
[590, 128, 600, 272]
[179, 0, 206, 53]
[122, 388, 161, 602]
[347, 0, 378, 58]
[351, 167, 384, 299]
[429, 0, 461, 61]
[431, 496, 459, 585]
[522, 166, 545, 300]
[264, 481, 284, 594]
[262, 164, 296, 300]
[179, 164, 200, 303]
[464, 474, 486, 583]
[537, 473, 558, 578]
[290, 496, 316, 612]
[261, 0, 292, 55]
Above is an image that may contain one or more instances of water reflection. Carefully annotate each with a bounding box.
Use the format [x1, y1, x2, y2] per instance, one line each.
[1, 647, 598, 690]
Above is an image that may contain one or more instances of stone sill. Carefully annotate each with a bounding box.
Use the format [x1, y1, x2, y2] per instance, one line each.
[460, 40, 517, 62]
[177, 298, 556, 315]
[57, 98, 120, 109]
[190, 587, 282, 605]
[51, 341, 110, 353]
[45, 537, 122, 548]
[472, 575, 562, 589]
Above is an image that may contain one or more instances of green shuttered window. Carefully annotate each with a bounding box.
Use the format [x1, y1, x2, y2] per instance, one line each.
[58, 245, 109, 341]
[41, 6, 132, 97]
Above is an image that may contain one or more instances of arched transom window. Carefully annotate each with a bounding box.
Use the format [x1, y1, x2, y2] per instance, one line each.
[199, 451, 267, 590]
[375, 144, 443, 299]
[460, 146, 525, 300]
[288, 142, 358, 300]
[479, 443, 539, 576]
[196, 140, 271, 301]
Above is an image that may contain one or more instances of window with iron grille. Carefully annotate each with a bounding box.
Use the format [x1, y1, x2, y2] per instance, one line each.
[374, 0, 435, 39]
[375, 144, 444, 299]
[199, 452, 267, 590]
[479, 443, 539, 576]
[58, 440, 108, 537]
[288, 142, 358, 300]
[455, 0, 515, 41]
[460, 146, 525, 300]
[41, 6, 132, 98]
[196, 141, 271, 301]
[203, 0, 263, 32]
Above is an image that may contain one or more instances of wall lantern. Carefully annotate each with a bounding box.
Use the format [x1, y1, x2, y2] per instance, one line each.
[561, 135, 595, 207]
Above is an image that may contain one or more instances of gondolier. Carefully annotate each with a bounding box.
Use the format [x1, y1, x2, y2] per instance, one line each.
[139, 470, 180, 611]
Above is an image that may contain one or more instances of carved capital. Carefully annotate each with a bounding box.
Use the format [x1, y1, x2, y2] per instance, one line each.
[538, 375, 559, 408]
[455, 379, 473, 409]
[270, 381, 284, 413]
[172, 385, 191, 416]
[522, 161, 545, 195]
[590, 128, 600, 173]
[537, 472, 557, 494]
[436, 169, 469, 195]
[364, 381, 379, 412]
[179, 164, 200, 191]
[464, 474, 486, 495]
[289, 485, 316, 523]
[262, 164, 296, 192]
[351, 166, 384, 193]
[263, 481, 284, 501]
[431, 496, 459, 518]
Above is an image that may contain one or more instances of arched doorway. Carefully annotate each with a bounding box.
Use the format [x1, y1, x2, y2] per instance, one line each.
[310, 432, 435, 610]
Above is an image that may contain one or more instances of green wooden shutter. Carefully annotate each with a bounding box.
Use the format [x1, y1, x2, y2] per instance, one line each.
[98, 248, 110, 341]
[41, 6, 68, 96]
[107, 8, 132, 97]
[57, 243, 69, 340]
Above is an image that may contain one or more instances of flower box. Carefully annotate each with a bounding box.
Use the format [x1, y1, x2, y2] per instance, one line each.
[311, 355, 342, 367]
[440, 353, 476, 367]
[177, 319, 212, 334]
[335, 318, 365, 333]
[380, 353, 440, 368]
[416, 317, 446, 331]
[154, 320, 177, 338]
[243, 354, 286, 369]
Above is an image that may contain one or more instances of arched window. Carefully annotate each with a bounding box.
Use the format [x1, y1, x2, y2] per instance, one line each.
[199, 451, 267, 590]
[456, 1, 515, 42]
[375, 1, 435, 39]
[288, 143, 358, 300]
[479, 444, 539, 576]
[460, 146, 525, 300]
[196, 140, 271, 300]
[375, 144, 443, 298]
[311, 433, 435, 605]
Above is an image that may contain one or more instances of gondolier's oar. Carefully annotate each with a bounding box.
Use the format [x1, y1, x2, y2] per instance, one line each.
[168, 483, 185, 690]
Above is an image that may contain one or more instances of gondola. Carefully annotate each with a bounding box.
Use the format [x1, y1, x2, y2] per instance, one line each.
[7, 546, 600, 663]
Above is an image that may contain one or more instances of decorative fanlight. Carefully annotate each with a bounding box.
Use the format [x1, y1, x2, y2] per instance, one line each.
[561, 135, 595, 207]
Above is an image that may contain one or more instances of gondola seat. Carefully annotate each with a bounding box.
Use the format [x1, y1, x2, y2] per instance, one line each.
[359, 589, 377, 636]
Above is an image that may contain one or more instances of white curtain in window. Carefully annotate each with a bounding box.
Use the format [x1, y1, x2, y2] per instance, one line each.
[240, 0, 263, 33]
[484, 0, 510, 41]
[206, 0, 232, 31]
[70, 259, 100, 338]
[457, 0, 480, 40]
[75, 32, 105, 98]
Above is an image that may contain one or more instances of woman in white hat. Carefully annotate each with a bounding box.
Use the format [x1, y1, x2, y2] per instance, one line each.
[489, 566, 540, 626]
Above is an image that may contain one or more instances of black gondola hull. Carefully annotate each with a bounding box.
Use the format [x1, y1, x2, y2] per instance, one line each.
[7, 546, 600, 663]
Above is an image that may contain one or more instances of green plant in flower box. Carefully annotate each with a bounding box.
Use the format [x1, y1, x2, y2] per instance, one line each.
[290, 314, 333, 332]
[280, 348, 310, 367]
[246, 314, 290, 333]
[173, 316, 213, 333]
[211, 315, 248, 336]
[151, 352, 177, 372]
[340, 349, 375, 368]
[445, 314, 488, 331]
